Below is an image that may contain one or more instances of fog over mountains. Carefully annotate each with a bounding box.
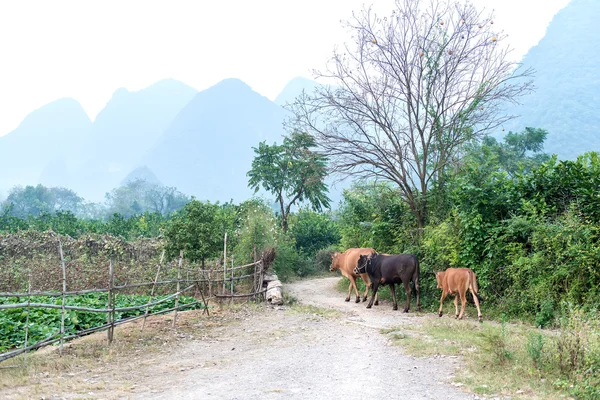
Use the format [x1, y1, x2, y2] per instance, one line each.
[500, 0, 600, 158]
[0, 77, 303, 203]
[0, 0, 598, 204]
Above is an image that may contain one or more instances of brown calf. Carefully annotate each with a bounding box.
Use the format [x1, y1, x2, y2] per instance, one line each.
[330, 248, 378, 304]
[435, 268, 482, 322]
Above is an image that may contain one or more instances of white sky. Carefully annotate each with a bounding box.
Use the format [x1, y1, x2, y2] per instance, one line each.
[0, 0, 571, 137]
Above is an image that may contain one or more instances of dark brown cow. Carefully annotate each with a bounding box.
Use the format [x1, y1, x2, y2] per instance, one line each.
[330, 248, 378, 304]
[354, 253, 421, 312]
[435, 268, 482, 322]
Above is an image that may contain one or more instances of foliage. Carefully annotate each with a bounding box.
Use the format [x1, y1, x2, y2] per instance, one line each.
[271, 234, 306, 282]
[479, 128, 550, 176]
[0, 293, 202, 352]
[554, 305, 600, 399]
[105, 179, 189, 218]
[164, 200, 222, 265]
[232, 199, 278, 265]
[248, 131, 330, 232]
[336, 182, 416, 253]
[526, 331, 545, 370]
[2, 185, 83, 218]
[0, 231, 167, 294]
[288, 208, 340, 257]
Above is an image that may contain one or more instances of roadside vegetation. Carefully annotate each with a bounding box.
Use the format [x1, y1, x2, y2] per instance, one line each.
[2, 0, 600, 396]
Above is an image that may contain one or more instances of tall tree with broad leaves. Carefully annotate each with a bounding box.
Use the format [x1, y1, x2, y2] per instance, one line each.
[247, 131, 330, 233]
[164, 200, 221, 266]
[288, 0, 534, 233]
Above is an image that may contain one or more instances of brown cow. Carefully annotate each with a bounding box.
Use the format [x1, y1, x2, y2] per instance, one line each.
[330, 248, 379, 304]
[435, 268, 482, 322]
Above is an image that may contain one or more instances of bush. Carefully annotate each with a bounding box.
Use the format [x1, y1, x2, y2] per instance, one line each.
[314, 248, 335, 273]
[536, 298, 556, 328]
[289, 209, 340, 257]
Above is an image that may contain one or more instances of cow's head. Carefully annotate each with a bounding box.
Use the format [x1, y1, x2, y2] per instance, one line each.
[329, 252, 341, 272]
[434, 271, 445, 289]
[354, 254, 371, 274]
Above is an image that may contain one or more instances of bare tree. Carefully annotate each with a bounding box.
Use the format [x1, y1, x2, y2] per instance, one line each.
[288, 0, 533, 231]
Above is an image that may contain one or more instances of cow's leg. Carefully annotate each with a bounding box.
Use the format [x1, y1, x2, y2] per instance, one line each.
[345, 276, 359, 302]
[414, 278, 421, 312]
[389, 284, 398, 310]
[351, 277, 361, 303]
[438, 291, 447, 317]
[454, 295, 459, 318]
[374, 291, 379, 306]
[458, 291, 467, 320]
[361, 275, 370, 302]
[471, 289, 483, 322]
[366, 282, 380, 309]
[403, 281, 411, 313]
[345, 279, 353, 302]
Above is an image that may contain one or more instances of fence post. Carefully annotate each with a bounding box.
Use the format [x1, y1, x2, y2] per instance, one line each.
[252, 245, 257, 301]
[172, 250, 183, 328]
[230, 255, 234, 304]
[142, 250, 165, 331]
[223, 233, 227, 294]
[58, 239, 67, 355]
[22, 270, 32, 362]
[107, 258, 115, 343]
[258, 259, 264, 301]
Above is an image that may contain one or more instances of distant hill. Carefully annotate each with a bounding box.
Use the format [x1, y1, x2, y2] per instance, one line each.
[121, 166, 162, 186]
[501, 0, 600, 160]
[0, 98, 91, 191]
[274, 76, 320, 107]
[73, 79, 197, 200]
[143, 78, 288, 203]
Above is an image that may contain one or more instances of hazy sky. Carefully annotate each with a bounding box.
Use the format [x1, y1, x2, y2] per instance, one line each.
[0, 0, 571, 137]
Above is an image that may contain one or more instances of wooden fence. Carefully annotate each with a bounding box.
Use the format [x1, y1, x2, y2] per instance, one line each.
[0, 239, 267, 364]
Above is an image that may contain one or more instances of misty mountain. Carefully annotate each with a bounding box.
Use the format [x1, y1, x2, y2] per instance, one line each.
[73, 79, 197, 200]
[143, 78, 288, 203]
[121, 166, 162, 186]
[274, 76, 320, 107]
[501, 0, 600, 159]
[0, 98, 92, 191]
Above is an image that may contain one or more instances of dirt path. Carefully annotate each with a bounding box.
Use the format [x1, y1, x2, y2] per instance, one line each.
[2, 277, 478, 399]
[132, 277, 472, 400]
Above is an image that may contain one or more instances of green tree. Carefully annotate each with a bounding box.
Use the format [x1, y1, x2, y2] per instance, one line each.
[337, 182, 415, 253]
[289, 208, 340, 257]
[2, 185, 83, 218]
[105, 179, 189, 218]
[164, 200, 221, 266]
[232, 199, 278, 264]
[247, 131, 330, 233]
[480, 127, 550, 176]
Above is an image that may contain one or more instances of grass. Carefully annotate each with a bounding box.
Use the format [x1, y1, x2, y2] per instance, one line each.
[336, 277, 600, 399]
[380, 317, 576, 399]
[287, 303, 343, 319]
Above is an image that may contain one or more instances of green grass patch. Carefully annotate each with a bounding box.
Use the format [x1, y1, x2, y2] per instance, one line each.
[380, 311, 600, 399]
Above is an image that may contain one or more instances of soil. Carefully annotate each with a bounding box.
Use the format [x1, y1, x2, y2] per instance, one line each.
[1, 276, 482, 400]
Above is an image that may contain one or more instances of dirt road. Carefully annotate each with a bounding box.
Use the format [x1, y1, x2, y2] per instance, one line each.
[2, 276, 477, 399]
[134, 276, 472, 400]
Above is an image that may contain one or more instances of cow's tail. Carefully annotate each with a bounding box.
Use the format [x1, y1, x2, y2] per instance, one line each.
[468, 270, 484, 304]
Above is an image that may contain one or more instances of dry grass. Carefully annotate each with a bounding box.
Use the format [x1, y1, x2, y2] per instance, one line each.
[0, 306, 250, 399]
[380, 317, 575, 399]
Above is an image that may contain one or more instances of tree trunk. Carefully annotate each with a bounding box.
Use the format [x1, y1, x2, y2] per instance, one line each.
[281, 214, 288, 234]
